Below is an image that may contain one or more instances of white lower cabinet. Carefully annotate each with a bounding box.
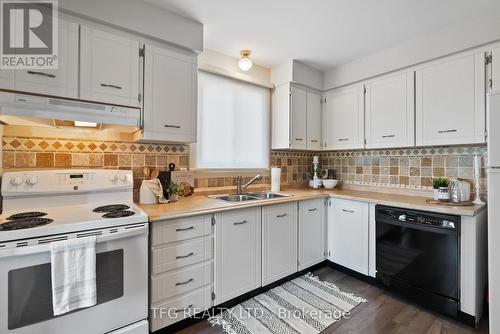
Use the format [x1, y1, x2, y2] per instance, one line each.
[262, 203, 298, 285]
[327, 198, 369, 275]
[298, 198, 326, 270]
[214, 207, 262, 305]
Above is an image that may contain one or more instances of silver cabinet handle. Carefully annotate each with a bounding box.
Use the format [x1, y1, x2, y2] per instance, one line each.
[233, 220, 247, 225]
[164, 124, 181, 128]
[175, 278, 194, 286]
[176, 252, 194, 259]
[176, 226, 194, 232]
[174, 304, 193, 313]
[342, 209, 355, 213]
[338, 138, 349, 141]
[438, 129, 457, 134]
[382, 134, 395, 138]
[100, 83, 122, 89]
[311, 140, 318, 143]
[308, 208, 317, 212]
[295, 138, 303, 141]
[27, 70, 55, 78]
[276, 213, 287, 218]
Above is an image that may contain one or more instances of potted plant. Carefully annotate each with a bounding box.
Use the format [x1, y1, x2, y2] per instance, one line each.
[432, 177, 449, 200]
[166, 182, 182, 202]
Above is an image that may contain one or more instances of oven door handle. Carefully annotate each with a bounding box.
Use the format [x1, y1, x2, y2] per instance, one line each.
[0, 224, 148, 258]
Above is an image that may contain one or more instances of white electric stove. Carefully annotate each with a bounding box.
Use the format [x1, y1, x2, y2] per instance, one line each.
[0, 169, 149, 334]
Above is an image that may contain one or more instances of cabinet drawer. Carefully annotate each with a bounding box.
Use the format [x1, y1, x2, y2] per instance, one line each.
[151, 261, 212, 303]
[150, 286, 212, 331]
[152, 236, 212, 275]
[151, 214, 212, 246]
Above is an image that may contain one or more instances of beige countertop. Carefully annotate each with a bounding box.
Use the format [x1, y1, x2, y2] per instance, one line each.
[138, 187, 486, 221]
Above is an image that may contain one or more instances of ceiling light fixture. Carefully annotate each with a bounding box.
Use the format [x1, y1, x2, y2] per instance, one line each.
[238, 50, 253, 72]
[74, 121, 98, 128]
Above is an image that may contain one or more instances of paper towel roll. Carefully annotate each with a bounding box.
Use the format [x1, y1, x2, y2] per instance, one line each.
[271, 168, 281, 192]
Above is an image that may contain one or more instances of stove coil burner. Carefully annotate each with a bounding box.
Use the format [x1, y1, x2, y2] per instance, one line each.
[102, 211, 136, 219]
[6, 212, 47, 220]
[93, 204, 130, 213]
[0, 218, 53, 230]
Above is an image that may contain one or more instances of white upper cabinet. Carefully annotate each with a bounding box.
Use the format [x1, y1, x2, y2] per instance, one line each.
[80, 25, 140, 107]
[262, 203, 298, 285]
[492, 47, 500, 92]
[141, 45, 197, 143]
[298, 199, 325, 271]
[365, 71, 415, 148]
[14, 19, 78, 98]
[272, 84, 323, 150]
[306, 91, 322, 150]
[416, 53, 486, 146]
[323, 84, 364, 150]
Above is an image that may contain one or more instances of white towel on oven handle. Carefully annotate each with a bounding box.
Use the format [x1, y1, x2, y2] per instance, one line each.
[50, 236, 97, 316]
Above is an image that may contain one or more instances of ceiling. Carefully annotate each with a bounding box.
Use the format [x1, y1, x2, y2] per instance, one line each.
[145, 0, 500, 70]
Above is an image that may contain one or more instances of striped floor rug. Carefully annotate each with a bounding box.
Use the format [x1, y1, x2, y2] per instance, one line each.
[209, 273, 366, 334]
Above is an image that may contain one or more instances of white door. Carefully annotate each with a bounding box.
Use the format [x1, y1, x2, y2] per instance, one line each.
[488, 169, 500, 334]
[365, 71, 415, 148]
[14, 20, 78, 98]
[488, 91, 500, 167]
[416, 53, 486, 146]
[298, 199, 325, 271]
[323, 84, 364, 150]
[80, 25, 140, 107]
[327, 198, 369, 275]
[262, 203, 297, 285]
[142, 45, 197, 143]
[214, 208, 261, 305]
[306, 91, 322, 150]
[492, 47, 500, 92]
[290, 86, 307, 149]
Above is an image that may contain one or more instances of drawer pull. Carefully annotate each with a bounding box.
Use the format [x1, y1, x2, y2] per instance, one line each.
[233, 220, 247, 225]
[176, 226, 194, 232]
[342, 209, 355, 213]
[338, 138, 349, 141]
[311, 140, 318, 143]
[175, 278, 194, 286]
[295, 138, 303, 141]
[100, 83, 122, 90]
[164, 124, 181, 128]
[438, 129, 457, 134]
[276, 213, 287, 218]
[382, 134, 395, 138]
[308, 208, 317, 212]
[27, 70, 55, 78]
[174, 304, 193, 313]
[176, 252, 195, 259]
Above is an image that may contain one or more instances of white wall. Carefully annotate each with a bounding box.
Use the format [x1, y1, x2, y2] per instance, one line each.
[59, 0, 203, 53]
[324, 8, 500, 90]
[199, 49, 272, 88]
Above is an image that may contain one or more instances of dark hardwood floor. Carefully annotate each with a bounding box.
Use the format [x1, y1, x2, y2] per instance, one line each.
[177, 266, 489, 334]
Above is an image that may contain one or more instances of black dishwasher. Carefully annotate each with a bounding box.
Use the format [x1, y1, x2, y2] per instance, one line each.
[375, 205, 460, 319]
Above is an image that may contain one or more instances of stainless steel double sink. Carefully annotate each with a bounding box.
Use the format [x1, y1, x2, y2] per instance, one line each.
[208, 192, 291, 203]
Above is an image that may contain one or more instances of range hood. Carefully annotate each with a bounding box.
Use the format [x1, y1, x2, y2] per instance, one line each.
[0, 91, 141, 132]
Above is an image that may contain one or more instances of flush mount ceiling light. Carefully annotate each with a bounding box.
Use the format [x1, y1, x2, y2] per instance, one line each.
[238, 50, 253, 71]
[74, 121, 98, 128]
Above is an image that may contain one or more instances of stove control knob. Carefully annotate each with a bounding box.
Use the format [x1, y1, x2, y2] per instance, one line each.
[26, 175, 38, 185]
[119, 174, 127, 182]
[10, 175, 24, 186]
[109, 174, 119, 182]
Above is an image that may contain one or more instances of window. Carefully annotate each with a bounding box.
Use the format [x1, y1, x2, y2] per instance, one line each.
[191, 71, 270, 169]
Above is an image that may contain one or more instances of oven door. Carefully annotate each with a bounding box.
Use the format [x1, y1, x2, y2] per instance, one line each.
[0, 224, 148, 334]
[376, 219, 459, 300]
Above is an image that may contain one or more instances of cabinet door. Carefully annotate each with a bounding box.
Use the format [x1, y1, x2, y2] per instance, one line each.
[416, 53, 486, 146]
[290, 86, 307, 149]
[0, 69, 14, 90]
[214, 207, 261, 305]
[142, 45, 197, 143]
[14, 20, 78, 98]
[80, 25, 140, 107]
[323, 84, 364, 150]
[298, 199, 325, 270]
[306, 91, 322, 150]
[262, 203, 297, 285]
[365, 72, 415, 148]
[492, 47, 500, 92]
[327, 199, 369, 275]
